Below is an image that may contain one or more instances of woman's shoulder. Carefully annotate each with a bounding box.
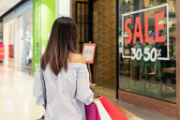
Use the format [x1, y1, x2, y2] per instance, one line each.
[68, 53, 86, 64]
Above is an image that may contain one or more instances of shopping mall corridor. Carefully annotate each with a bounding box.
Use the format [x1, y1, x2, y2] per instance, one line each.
[0, 65, 175, 120]
[0, 65, 44, 120]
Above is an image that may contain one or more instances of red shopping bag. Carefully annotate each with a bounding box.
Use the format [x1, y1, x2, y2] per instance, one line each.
[99, 96, 128, 120]
[85, 103, 100, 120]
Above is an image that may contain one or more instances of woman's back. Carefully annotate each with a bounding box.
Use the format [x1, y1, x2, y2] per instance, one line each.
[33, 54, 94, 120]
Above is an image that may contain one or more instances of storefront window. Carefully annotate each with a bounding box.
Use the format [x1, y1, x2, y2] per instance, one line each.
[22, 9, 33, 72]
[119, 0, 176, 103]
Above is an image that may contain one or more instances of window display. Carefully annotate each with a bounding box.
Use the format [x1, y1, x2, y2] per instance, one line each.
[23, 9, 33, 71]
[18, 8, 33, 73]
[119, 0, 176, 103]
[0, 44, 4, 60]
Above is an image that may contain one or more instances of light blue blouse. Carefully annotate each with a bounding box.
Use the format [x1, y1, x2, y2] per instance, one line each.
[33, 63, 94, 120]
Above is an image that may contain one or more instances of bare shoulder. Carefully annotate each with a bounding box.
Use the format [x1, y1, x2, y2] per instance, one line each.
[68, 53, 86, 64]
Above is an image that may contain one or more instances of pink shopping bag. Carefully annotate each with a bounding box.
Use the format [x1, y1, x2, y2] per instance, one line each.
[85, 103, 100, 120]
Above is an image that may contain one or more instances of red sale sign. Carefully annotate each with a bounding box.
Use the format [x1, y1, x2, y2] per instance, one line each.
[82, 43, 96, 64]
[0, 44, 4, 60]
[125, 12, 165, 44]
[122, 4, 169, 61]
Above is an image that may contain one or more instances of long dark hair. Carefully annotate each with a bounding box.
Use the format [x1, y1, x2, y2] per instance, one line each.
[41, 17, 78, 75]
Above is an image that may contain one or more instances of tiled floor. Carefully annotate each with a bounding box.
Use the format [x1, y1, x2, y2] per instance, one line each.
[93, 85, 116, 98]
[0, 66, 44, 120]
[0, 66, 175, 120]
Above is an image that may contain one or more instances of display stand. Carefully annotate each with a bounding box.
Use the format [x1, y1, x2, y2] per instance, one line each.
[88, 62, 93, 82]
[82, 41, 96, 83]
[88, 41, 92, 82]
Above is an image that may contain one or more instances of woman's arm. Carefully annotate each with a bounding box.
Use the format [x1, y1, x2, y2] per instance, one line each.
[90, 82, 95, 88]
[76, 65, 94, 105]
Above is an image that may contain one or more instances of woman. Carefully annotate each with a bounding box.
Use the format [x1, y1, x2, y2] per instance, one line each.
[33, 17, 95, 120]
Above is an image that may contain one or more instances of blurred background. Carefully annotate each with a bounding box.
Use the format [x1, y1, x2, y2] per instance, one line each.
[0, 0, 179, 120]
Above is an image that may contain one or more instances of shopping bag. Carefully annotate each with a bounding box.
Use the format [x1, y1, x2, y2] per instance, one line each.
[113, 103, 135, 120]
[93, 100, 112, 120]
[85, 103, 100, 120]
[99, 96, 128, 120]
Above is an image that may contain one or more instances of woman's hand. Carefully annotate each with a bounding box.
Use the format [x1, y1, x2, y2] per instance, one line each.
[90, 83, 95, 88]
[93, 98, 99, 102]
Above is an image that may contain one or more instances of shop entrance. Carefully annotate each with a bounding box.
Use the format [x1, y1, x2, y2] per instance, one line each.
[75, 1, 90, 52]
[74, 0, 117, 99]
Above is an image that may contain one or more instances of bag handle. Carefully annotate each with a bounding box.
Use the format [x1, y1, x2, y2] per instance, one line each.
[40, 67, 47, 110]
[91, 88, 100, 98]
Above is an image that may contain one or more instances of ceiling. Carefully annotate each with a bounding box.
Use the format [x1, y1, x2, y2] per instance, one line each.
[0, 0, 22, 17]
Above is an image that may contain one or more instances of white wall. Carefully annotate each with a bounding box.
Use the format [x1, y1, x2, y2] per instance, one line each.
[58, 0, 71, 17]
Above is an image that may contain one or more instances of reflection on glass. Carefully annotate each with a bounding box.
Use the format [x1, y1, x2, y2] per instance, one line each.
[22, 9, 33, 72]
[119, 0, 176, 103]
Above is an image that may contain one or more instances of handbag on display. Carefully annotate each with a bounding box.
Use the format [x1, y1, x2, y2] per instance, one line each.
[85, 103, 100, 120]
[99, 96, 128, 120]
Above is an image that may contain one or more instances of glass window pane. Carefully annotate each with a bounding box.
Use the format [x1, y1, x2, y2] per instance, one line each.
[119, 0, 176, 103]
